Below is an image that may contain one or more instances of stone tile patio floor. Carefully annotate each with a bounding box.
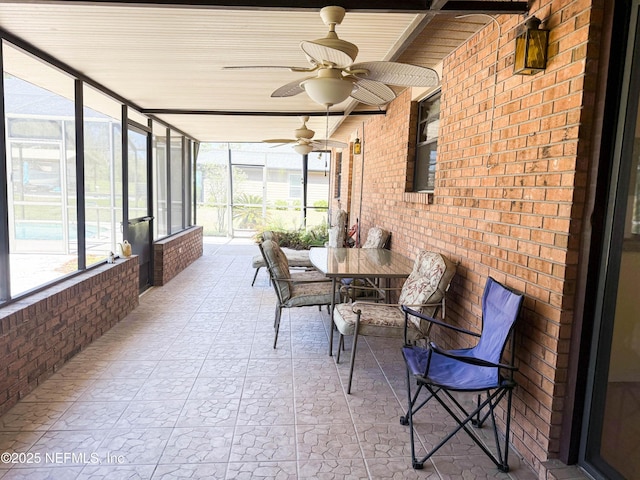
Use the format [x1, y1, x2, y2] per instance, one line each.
[0, 238, 591, 479]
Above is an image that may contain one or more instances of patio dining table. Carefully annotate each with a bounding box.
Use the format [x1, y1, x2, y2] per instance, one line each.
[309, 247, 414, 356]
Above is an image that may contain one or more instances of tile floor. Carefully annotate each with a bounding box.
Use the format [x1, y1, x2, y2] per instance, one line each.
[0, 238, 569, 479]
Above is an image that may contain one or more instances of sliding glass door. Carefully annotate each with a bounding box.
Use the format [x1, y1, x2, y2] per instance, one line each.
[582, 2, 640, 478]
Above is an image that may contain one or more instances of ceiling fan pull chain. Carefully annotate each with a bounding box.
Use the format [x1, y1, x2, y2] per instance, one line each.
[324, 106, 330, 176]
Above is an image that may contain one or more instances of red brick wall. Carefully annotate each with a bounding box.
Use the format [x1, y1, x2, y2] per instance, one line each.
[334, 0, 604, 474]
[153, 226, 203, 286]
[0, 257, 139, 416]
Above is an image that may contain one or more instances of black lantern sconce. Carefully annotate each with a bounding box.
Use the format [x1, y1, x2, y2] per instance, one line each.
[513, 16, 549, 75]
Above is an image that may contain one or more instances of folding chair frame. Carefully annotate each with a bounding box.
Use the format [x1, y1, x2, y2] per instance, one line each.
[400, 341, 517, 471]
[399, 278, 523, 472]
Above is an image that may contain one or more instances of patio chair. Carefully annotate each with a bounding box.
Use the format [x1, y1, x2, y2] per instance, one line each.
[251, 230, 314, 286]
[341, 226, 391, 301]
[327, 209, 348, 248]
[333, 250, 457, 393]
[260, 239, 339, 348]
[400, 276, 524, 472]
[360, 226, 391, 249]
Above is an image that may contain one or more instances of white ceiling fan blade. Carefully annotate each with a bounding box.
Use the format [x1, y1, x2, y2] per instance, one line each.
[300, 41, 354, 68]
[223, 65, 295, 70]
[223, 65, 319, 73]
[271, 77, 310, 98]
[310, 139, 348, 149]
[263, 139, 296, 145]
[350, 79, 396, 106]
[350, 61, 440, 87]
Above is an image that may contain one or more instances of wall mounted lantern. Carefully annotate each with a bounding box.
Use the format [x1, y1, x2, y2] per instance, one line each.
[513, 16, 549, 75]
[353, 137, 361, 155]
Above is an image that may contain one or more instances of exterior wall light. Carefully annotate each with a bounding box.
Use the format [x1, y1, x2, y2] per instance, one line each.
[353, 137, 361, 155]
[513, 16, 549, 75]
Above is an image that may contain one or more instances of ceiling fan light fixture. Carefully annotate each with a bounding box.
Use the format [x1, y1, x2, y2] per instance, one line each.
[293, 143, 314, 155]
[300, 68, 354, 106]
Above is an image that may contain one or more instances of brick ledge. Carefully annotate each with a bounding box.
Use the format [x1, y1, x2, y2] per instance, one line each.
[403, 191, 433, 205]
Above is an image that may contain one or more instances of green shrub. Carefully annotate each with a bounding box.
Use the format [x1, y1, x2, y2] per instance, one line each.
[253, 222, 328, 249]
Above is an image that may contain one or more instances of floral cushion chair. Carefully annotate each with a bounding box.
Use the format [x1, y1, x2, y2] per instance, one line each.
[361, 226, 390, 249]
[327, 209, 348, 248]
[333, 250, 457, 393]
[342, 226, 391, 300]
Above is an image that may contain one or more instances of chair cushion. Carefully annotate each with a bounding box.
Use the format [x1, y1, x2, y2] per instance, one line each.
[290, 270, 327, 282]
[286, 281, 339, 308]
[398, 251, 457, 335]
[362, 227, 390, 249]
[282, 249, 313, 267]
[334, 303, 423, 342]
[261, 239, 292, 301]
[327, 226, 343, 248]
[262, 230, 276, 241]
[327, 210, 348, 247]
[252, 249, 313, 269]
[252, 254, 266, 268]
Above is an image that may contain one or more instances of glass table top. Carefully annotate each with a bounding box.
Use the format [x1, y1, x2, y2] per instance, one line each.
[309, 247, 413, 278]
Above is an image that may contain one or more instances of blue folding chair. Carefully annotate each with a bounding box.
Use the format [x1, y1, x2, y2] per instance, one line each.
[400, 277, 524, 472]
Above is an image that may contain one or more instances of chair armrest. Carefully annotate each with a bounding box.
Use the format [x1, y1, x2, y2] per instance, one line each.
[429, 342, 518, 371]
[284, 278, 332, 285]
[350, 300, 398, 313]
[351, 301, 442, 314]
[402, 305, 480, 338]
[341, 283, 402, 293]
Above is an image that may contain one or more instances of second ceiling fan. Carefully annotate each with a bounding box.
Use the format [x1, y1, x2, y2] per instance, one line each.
[263, 116, 347, 155]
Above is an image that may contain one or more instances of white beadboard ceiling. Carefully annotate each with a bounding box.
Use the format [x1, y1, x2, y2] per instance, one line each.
[0, 1, 497, 143]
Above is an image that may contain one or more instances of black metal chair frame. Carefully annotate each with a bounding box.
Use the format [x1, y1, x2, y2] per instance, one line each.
[399, 278, 524, 472]
[258, 240, 333, 348]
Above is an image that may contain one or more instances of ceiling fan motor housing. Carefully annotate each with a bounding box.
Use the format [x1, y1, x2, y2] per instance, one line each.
[295, 126, 315, 139]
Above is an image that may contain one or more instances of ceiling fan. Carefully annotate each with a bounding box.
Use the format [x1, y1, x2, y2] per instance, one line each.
[263, 116, 347, 155]
[225, 6, 440, 107]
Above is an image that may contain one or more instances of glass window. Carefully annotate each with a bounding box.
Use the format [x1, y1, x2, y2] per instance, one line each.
[307, 151, 330, 228]
[184, 139, 193, 228]
[289, 173, 302, 198]
[127, 128, 148, 220]
[264, 152, 299, 231]
[83, 86, 124, 265]
[154, 124, 168, 238]
[414, 91, 441, 192]
[334, 152, 342, 199]
[3, 41, 78, 296]
[196, 143, 229, 236]
[194, 143, 330, 236]
[170, 131, 184, 232]
[232, 164, 263, 233]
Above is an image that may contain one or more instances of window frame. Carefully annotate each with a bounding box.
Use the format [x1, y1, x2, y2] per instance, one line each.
[413, 90, 441, 193]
